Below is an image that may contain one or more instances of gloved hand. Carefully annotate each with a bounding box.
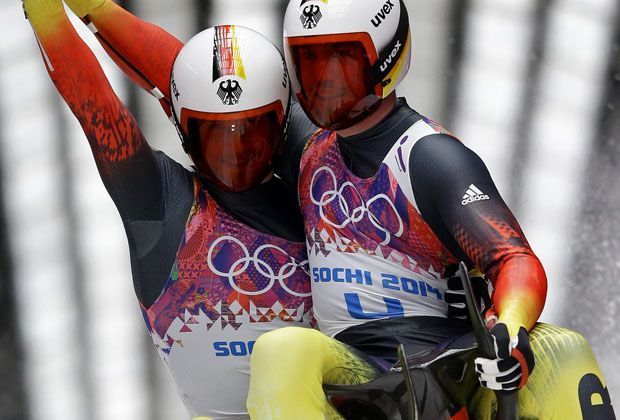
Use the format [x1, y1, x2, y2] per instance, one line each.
[475, 323, 535, 391]
[63, 0, 108, 18]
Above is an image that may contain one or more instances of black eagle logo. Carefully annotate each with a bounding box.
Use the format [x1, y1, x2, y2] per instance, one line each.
[301, 4, 322, 29]
[217, 79, 243, 106]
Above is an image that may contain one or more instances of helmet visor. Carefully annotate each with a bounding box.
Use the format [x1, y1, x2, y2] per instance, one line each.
[287, 33, 381, 130]
[182, 101, 285, 192]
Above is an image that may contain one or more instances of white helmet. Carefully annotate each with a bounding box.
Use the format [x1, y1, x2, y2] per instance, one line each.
[171, 25, 291, 192]
[283, 0, 411, 130]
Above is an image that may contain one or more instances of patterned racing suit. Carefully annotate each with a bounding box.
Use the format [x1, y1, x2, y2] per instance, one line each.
[248, 100, 614, 419]
[24, 1, 313, 418]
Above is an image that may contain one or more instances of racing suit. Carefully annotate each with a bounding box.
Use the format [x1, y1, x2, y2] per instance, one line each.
[248, 99, 612, 419]
[24, 0, 313, 418]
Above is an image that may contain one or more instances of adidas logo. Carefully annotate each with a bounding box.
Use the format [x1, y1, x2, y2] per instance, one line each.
[461, 184, 490, 206]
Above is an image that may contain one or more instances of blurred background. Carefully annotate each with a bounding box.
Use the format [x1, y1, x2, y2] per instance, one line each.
[0, 0, 619, 418]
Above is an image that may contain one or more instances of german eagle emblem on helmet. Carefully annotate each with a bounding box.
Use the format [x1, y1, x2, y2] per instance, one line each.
[300, 4, 322, 29]
[217, 79, 243, 105]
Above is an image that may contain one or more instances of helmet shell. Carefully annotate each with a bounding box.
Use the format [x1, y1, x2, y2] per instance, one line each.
[171, 25, 290, 137]
[170, 26, 291, 192]
[283, 0, 411, 100]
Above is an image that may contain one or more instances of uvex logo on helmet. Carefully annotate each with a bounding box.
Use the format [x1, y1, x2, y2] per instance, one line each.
[372, 0, 395, 28]
[380, 40, 402, 73]
[171, 72, 180, 101]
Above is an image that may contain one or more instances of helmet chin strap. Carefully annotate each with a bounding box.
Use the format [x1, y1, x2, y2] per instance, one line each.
[370, 0, 410, 91]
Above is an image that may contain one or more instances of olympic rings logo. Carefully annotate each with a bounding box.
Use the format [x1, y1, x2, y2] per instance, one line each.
[310, 166, 404, 246]
[207, 236, 311, 298]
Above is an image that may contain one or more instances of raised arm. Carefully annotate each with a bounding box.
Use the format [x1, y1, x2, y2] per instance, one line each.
[24, 0, 163, 221]
[64, 0, 183, 117]
[409, 135, 547, 336]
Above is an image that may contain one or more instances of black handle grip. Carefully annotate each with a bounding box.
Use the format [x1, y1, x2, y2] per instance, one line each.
[457, 262, 519, 420]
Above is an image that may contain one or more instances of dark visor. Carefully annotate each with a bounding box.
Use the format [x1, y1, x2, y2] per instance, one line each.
[183, 101, 285, 192]
[288, 33, 382, 130]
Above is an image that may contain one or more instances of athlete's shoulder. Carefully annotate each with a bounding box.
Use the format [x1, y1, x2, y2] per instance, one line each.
[153, 149, 193, 182]
[299, 128, 332, 169]
[400, 105, 457, 139]
[408, 126, 486, 186]
[305, 128, 332, 150]
[382, 106, 458, 159]
[418, 116, 457, 138]
[396, 102, 463, 148]
[411, 133, 470, 164]
[386, 106, 479, 178]
[405, 112, 468, 157]
[152, 149, 195, 206]
[389, 99, 455, 139]
[297, 109, 332, 166]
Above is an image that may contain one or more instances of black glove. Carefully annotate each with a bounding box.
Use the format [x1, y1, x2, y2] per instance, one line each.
[475, 323, 535, 391]
[445, 271, 492, 321]
[445, 274, 468, 320]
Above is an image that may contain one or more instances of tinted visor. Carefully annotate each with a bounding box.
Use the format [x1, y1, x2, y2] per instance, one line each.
[183, 101, 284, 192]
[288, 33, 381, 130]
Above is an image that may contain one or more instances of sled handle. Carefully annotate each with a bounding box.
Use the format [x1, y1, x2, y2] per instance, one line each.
[457, 262, 519, 420]
[397, 344, 419, 420]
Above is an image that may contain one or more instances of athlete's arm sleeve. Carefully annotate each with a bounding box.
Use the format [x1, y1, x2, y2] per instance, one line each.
[77, 0, 183, 116]
[276, 102, 318, 190]
[409, 135, 547, 334]
[25, 0, 163, 222]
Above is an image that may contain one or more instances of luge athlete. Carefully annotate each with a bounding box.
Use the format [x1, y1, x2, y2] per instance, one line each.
[23, 0, 313, 418]
[247, 0, 615, 418]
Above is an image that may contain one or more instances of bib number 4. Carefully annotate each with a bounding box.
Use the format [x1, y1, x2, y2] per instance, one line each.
[345, 293, 405, 319]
